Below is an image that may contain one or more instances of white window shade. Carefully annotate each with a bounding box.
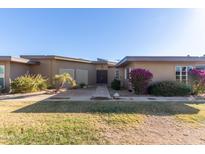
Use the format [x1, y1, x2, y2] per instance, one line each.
[0, 65, 5, 74]
[76, 69, 88, 85]
[0, 65, 5, 89]
[59, 69, 75, 78]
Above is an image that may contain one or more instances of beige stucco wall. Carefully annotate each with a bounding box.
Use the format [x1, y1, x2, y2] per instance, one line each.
[107, 66, 116, 87]
[52, 60, 96, 85]
[0, 61, 31, 91]
[121, 61, 205, 88]
[28, 59, 106, 86]
[118, 67, 125, 87]
[29, 59, 53, 83]
[10, 62, 30, 80]
[96, 64, 108, 70]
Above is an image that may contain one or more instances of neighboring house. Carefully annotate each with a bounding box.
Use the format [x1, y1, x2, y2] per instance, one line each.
[1, 55, 205, 92]
[116, 56, 205, 88]
[0, 56, 39, 91]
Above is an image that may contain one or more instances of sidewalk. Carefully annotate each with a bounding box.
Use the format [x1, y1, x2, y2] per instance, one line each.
[0, 89, 205, 103]
[116, 96, 196, 102]
[0, 91, 53, 100]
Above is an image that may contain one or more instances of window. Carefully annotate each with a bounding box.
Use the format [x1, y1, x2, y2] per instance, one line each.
[187, 66, 193, 71]
[196, 65, 205, 70]
[125, 68, 131, 80]
[175, 66, 193, 83]
[0, 65, 5, 89]
[115, 69, 120, 80]
[176, 66, 181, 82]
[76, 69, 88, 85]
[59, 69, 75, 78]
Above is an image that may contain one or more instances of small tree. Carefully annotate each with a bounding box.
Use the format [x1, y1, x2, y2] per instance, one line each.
[189, 69, 205, 94]
[54, 73, 77, 93]
[129, 68, 153, 94]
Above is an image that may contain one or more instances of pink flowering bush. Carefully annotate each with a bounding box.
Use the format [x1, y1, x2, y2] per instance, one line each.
[129, 68, 153, 94]
[189, 69, 205, 94]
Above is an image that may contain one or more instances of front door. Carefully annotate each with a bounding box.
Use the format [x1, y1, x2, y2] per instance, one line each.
[96, 70, 108, 84]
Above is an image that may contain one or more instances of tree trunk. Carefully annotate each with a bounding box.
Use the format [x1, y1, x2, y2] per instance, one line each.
[55, 81, 65, 93]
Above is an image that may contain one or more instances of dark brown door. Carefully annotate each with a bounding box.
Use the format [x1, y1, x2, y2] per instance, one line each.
[96, 70, 108, 84]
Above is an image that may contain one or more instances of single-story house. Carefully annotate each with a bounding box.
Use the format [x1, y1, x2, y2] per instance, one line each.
[116, 56, 205, 88]
[1, 55, 205, 92]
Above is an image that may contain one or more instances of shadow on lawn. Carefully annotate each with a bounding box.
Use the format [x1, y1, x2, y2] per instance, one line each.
[13, 99, 201, 115]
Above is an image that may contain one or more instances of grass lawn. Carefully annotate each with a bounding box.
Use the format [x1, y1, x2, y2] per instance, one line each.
[0, 100, 205, 144]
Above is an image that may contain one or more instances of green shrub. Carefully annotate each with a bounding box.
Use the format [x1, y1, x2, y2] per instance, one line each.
[11, 74, 48, 93]
[47, 83, 55, 89]
[111, 79, 121, 90]
[148, 81, 192, 96]
[79, 82, 86, 88]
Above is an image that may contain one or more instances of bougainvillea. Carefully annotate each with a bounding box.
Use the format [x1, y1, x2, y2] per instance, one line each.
[129, 68, 153, 94]
[189, 69, 205, 94]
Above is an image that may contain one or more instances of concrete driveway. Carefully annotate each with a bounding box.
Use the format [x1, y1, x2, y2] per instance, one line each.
[0, 87, 96, 102]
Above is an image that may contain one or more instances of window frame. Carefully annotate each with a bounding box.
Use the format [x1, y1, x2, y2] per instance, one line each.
[175, 65, 193, 84]
[59, 68, 75, 79]
[115, 69, 120, 80]
[124, 67, 131, 80]
[195, 65, 205, 70]
[0, 65, 5, 89]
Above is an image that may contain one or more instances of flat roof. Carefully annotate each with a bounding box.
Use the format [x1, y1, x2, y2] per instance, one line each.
[20, 55, 93, 64]
[0, 56, 39, 64]
[21, 55, 117, 65]
[116, 56, 205, 67]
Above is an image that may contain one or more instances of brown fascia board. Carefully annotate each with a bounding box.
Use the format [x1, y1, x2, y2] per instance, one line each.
[11, 57, 40, 64]
[92, 61, 116, 65]
[21, 55, 93, 64]
[0, 56, 11, 61]
[54, 56, 93, 64]
[0, 56, 39, 64]
[116, 56, 205, 67]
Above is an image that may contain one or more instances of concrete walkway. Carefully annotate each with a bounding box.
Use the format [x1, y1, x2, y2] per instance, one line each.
[91, 85, 112, 100]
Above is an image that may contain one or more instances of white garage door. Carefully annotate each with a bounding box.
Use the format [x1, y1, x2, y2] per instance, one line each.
[76, 69, 88, 85]
[59, 69, 75, 78]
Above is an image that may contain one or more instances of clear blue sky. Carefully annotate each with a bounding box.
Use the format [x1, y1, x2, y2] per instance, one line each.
[0, 9, 205, 61]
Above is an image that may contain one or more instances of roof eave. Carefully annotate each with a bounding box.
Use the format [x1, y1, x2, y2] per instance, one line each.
[0, 56, 39, 65]
[54, 56, 92, 64]
[116, 56, 205, 67]
[116, 56, 128, 67]
[20, 55, 93, 64]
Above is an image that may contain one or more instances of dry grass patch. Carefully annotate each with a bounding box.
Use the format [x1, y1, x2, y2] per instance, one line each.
[0, 113, 103, 144]
[99, 113, 144, 129]
[176, 104, 205, 124]
[0, 101, 144, 144]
